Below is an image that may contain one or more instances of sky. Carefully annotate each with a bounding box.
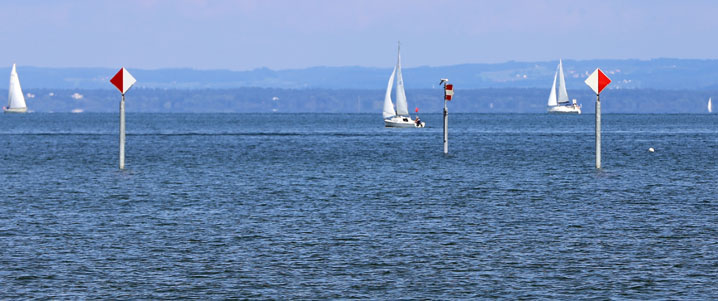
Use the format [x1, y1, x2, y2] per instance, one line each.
[1, 0, 717, 70]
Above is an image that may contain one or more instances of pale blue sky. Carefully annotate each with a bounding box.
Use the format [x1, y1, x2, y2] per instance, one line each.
[1, 0, 716, 70]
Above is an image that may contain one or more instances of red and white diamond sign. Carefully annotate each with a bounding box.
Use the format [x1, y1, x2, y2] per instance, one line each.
[110, 68, 137, 94]
[445, 84, 454, 101]
[584, 68, 611, 95]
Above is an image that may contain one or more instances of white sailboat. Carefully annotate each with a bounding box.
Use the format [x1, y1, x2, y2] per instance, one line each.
[547, 60, 580, 114]
[3, 64, 28, 113]
[383, 43, 424, 128]
[708, 97, 712, 113]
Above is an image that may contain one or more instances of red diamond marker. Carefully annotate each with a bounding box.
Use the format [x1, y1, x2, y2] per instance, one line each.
[585, 68, 611, 95]
[110, 68, 137, 94]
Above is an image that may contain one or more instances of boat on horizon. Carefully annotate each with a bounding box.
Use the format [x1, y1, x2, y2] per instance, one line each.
[383, 43, 424, 128]
[547, 60, 581, 114]
[708, 97, 712, 113]
[3, 64, 28, 113]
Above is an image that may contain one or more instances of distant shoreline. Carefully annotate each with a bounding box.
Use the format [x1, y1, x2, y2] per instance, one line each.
[2, 87, 713, 114]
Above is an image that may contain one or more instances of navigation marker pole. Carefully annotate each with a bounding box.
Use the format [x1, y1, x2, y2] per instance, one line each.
[595, 93, 600, 169]
[110, 68, 137, 170]
[444, 92, 448, 154]
[440, 79, 453, 154]
[584, 68, 611, 169]
[120, 93, 125, 169]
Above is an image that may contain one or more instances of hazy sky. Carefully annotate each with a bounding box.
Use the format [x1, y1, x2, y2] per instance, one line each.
[1, 0, 717, 70]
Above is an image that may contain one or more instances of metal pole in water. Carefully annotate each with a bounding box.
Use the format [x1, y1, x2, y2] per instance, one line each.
[119, 93, 125, 169]
[443, 97, 448, 154]
[595, 93, 601, 169]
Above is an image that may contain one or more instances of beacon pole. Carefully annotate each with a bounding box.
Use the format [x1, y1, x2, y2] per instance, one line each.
[440, 78, 450, 154]
[443, 85, 448, 154]
[119, 93, 126, 169]
[110, 68, 136, 170]
[595, 93, 601, 169]
[584, 68, 610, 170]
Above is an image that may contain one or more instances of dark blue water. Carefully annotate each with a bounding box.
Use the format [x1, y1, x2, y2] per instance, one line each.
[1, 113, 717, 299]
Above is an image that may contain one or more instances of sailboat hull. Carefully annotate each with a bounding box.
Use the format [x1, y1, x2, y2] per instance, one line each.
[548, 105, 581, 114]
[3, 106, 27, 113]
[384, 116, 425, 128]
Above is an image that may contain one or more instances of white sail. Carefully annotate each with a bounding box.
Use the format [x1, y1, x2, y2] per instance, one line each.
[394, 45, 409, 116]
[709, 97, 713, 113]
[547, 69, 558, 107]
[8, 64, 27, 110]
[556, 59, 569, 104]
[383, 66, 397, 119]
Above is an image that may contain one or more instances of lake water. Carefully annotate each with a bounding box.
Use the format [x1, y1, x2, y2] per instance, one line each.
[1, 113, 717, 299]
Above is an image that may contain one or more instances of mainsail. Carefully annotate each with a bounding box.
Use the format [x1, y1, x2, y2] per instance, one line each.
[394, 45, 409, 116]
[383, 66, 397, 119]
[8, 64, 27, 110]
[556, 60, 569, 104]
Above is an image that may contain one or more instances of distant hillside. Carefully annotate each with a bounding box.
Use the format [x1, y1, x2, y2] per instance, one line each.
[6, 58, 718, 90]
[6, 88, 715, 113]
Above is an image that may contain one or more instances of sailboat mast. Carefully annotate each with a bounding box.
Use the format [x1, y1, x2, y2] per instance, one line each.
[396, 41, 400, 115]
[394, 41, 409, 116]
